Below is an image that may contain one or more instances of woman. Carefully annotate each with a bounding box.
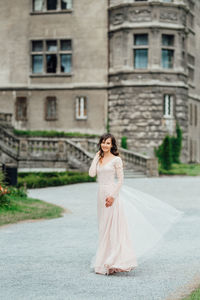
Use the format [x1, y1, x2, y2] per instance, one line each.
[89, 133, 184, 276]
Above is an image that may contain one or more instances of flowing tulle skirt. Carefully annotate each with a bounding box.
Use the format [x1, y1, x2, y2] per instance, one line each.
[90, 184, 184, 275]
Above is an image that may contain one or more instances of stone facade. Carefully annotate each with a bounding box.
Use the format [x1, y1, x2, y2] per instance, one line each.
[0, 0, 200, 162]
[108, 0, 200, 162]
[0, 0, 108, 134]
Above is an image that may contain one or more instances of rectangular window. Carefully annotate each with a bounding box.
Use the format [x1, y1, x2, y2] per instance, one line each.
[76, 96, 87, 119]
[61, 0, 72, 9]
[194, 105, 198, 127]
[190, 103, 193, 126]
[161, 34, 174, 69]
[32, 55, 43, 73]
[134, 34, 148, 46]
[32, 0, 72, 12]
[16, 97, 27, 121]
[134, 49, 148, 69]
[33, 0, 45, 11]
[162, 49, 174, 68]
[162, 34, 174, 46]
[60, 54, 71, 73]
[133, 34, 148, 69]
[163, 95, 174, 118]
[31, 39, 72, 75]
[45, 97, 57, 120]
[47, 0, 57, 10]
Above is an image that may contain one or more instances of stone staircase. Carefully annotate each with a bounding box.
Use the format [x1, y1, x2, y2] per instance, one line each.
[0, 113, 158, 177]
[123, 169, 147, 178]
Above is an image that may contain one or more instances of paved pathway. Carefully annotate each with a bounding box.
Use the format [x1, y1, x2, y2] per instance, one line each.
[0, 177, 200, 300]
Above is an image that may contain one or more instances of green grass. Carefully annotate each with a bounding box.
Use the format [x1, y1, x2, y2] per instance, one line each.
[183, 286, 200, 300]
[0, 195, 65, 227]
[159, 163, 200, 176]
[13, 129, 99, 138]
[17, 171, 96, 189]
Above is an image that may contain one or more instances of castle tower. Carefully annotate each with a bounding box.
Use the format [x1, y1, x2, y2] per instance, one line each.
[108, 0, 199, 161]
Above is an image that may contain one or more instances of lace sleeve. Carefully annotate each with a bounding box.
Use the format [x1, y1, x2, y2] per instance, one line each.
[88, 153, 100, 177]
[110, 156, 124, 199]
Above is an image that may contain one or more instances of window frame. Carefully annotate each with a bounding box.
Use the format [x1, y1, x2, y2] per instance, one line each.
[163, 94, 174, 119]
[190, 103, 193, 126]
[45, 96, 58, 121]
[15, 97, 28, 121]
[30, 38, 73, 76]
[161, 34, 175, 69]
[133, 33, 149, 70]
[75, 96, 88, 120]
[31, 0, 73, 14]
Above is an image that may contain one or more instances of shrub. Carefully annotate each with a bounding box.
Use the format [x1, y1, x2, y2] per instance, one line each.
[121, 136, 128, 149]
[13, 129, 98, 138]
[161, 135, 172, 170]
[155, 123, 183, 170]
[171, 123, 182, 163]
[17, 172, 96, 189]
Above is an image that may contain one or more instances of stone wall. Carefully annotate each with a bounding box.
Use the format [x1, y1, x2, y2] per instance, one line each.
[108, 86, 188, 161]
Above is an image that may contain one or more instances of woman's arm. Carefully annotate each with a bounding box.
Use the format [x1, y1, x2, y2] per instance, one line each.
[110, 156, 124, 199]
[88, 152, 100, 177]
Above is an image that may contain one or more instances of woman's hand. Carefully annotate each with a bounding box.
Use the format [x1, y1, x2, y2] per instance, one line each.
[105, 196, 114, 207]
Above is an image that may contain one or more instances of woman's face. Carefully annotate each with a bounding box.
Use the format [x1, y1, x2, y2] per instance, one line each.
[101, 137, 112, 153]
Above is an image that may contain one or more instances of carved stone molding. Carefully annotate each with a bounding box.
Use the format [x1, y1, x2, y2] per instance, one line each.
[128, 8, 151, 22]
[111, 12, 125, 25]
[160, 10, 178, 22]
[110, 6, 152, 26]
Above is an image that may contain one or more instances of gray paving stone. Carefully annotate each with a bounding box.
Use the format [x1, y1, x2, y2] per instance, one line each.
[0, 177, 200, 300]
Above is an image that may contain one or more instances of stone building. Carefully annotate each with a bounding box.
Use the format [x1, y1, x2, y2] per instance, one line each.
[0, 0, 108, 134]
[108, 0, 200, 162]
[0, 0, 200, 162]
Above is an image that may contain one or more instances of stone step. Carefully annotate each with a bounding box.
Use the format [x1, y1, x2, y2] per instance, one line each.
[124, 169, 146, 178]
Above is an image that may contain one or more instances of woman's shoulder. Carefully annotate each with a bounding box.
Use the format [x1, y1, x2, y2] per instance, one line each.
[114, 155, 123, 165]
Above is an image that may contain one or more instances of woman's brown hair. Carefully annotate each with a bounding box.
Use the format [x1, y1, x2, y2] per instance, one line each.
[97, 133, 120, 159]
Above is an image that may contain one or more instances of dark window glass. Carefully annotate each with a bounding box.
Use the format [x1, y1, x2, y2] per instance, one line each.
[61, 40, 72, 50]
[162, 49, 174, 68]
[60, 54, 71, 73]
[16, 97, 27, 121]
[32, 55, 43, 73]
[32, 41, 43, 52]
[61, 0, 72, 9]
[47, 0, 57, 10]
[134, 49, 148, 69]
[46, 54, 57, 73]
[162, 34, 174, 46]
[46, 40, 57, 51]
[134, 34, 148, 45]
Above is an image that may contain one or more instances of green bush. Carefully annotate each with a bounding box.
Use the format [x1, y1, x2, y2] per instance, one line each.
[171, 123, 182, 163]
[0, 194, 11, 208]
[17, 172, 96, 189]
[121, 136, 128, 149]
[161, 136, 172, 170]
[8, 186, 27, 198]
[13, 129, 98, 138]
[155, 122, 183, 170]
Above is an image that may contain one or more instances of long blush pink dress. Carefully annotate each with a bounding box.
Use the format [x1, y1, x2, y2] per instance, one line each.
[89, 153, 138, 275]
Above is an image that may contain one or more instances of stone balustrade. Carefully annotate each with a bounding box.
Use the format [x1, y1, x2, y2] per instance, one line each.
[0, 127, 19, 159]
[0, 124, 158, 175]
[85, 139, 158, 177]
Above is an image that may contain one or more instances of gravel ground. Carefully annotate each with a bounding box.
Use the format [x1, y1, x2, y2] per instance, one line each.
[0, 177, 200, 300]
